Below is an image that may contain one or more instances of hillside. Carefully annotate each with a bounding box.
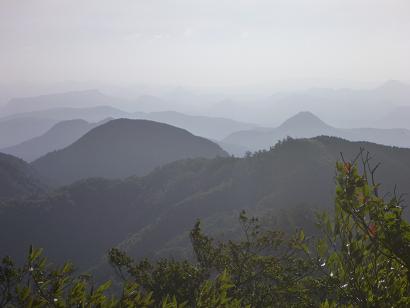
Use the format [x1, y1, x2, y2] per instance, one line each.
[0, 119, 109, 162]
[2, 136, 410, 269]
[31, 119, 228, 185]
[0, 117, 58, 148]
[223, 111, 410, 151]
[0, 153, 45, 202]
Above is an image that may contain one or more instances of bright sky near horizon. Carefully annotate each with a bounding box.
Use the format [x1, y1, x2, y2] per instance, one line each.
[1, 0, 409, 87]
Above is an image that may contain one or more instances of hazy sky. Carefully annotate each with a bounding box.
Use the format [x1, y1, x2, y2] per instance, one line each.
[1, 0, 409, 87]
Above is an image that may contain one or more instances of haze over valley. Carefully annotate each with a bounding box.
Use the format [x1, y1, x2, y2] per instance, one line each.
[1, 1, 410, 306]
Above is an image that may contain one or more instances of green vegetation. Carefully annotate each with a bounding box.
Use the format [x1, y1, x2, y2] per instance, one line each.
[3, 136, 410, 270]
[2, 153, 410, 307]
[0, 153, 45, 203]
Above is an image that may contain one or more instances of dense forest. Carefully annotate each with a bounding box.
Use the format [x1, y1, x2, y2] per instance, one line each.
[0, 153, 45, 202]
[2, 136, 410, 270]
[2, 155, 410, 307]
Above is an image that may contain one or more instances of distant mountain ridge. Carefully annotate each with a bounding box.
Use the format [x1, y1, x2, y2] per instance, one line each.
[223, 111, 410, 151]
[0, 119, 110, 162]
[0, 105, 129, 122]
[204, 80, 410, 127]
[138, 111, 257, 140]
[0, 98, 257, 144]
[0, 90, 130, 115]
[277, 111, 332, 131]
[0, 103, 131, 149]
[2, 80, 410, 129]
[0, 117, 58, 148]
[31, 118, 228, 185]
[0, 111, 253, 160]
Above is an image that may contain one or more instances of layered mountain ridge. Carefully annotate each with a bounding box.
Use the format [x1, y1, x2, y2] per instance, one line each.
[223, 111, 410, 152]
[1, 119, 109, 162]
[31, 118, 228, 185]
[2, 136, 410, 269]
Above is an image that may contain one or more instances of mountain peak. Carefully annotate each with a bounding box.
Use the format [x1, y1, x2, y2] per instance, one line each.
[376, 80, 410, 91]
[279, 111, 330, 130]
[32, 118, 228, 185]
[50, 119, 89, 130]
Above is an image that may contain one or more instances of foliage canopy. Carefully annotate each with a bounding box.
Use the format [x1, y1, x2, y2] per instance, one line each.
[2, 153, 410, 307]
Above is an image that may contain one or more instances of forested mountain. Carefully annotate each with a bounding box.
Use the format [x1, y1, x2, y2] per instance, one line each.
[2, 136, 410, 270]
[0, 119, 109, 162]
[31, 119, 228, 185]
[224, 111, 410, 151]
[216, 140, 252, 157]
[0, 153, 45, 202]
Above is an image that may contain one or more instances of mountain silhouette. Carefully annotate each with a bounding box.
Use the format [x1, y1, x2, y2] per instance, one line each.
[1, 119, 110, 162]
[1, 90, 130, 115]
[223, 111, 410, 152]
[374, 80, 410, 97]
[218, 81, 410, 128]
[278, 111, 331, 131]
[138, 110, 257, 140]
[1, 103, 257, 142]
[31, 118, 228, 185]
[0, 117, 58, 148]
[1, 105, 130, 122]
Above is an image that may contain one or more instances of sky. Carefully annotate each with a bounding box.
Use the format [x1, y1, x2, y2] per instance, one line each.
[1, 0, 410, 87]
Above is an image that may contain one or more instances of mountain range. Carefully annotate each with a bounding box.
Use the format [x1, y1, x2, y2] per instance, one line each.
[223, 111, 410, 152]
[1, 105, 129, 122]
[204, 80, 410, 128]
[136, 111, 257, 140]
[1, 136, 410, 270]
[0, 105, 128, 148]
[0, 89, 258, 147]
[31, 118, 228, 185]
[0, 119, 110, 162]
[0, 89, 130, 115]
[0, 117, 59, 148]
[3, 107, 410, 161]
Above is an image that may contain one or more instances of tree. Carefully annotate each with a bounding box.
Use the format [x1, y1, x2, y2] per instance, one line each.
[189, 212, 317, 307]
[315, 151, 410, 306]
[0, 246, 154, 307]
[2, 151, 410, 307]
